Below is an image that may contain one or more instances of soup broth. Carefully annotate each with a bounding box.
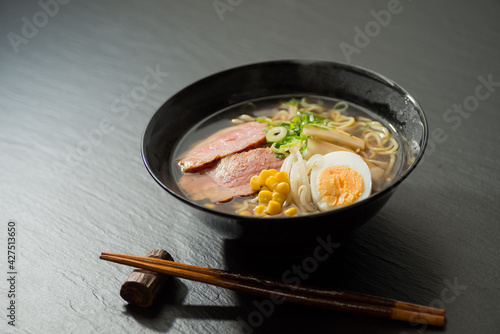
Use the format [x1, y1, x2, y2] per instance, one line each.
[172, 95, 403, 217]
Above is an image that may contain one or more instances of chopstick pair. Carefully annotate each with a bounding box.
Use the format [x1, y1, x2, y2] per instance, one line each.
[100, 252, 445, 327]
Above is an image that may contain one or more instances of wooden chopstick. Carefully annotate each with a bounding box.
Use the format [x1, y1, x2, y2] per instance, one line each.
[100, 252, 445, 327]
[102, 252, 444, 315]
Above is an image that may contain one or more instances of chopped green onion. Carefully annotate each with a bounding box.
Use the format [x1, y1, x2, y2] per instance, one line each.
[266, 126, 287, 142]
[262, 98, 352, 158]
[270, 142, 288, 155]
[283, 98, 300, 106]
[256, 117, 273, 126]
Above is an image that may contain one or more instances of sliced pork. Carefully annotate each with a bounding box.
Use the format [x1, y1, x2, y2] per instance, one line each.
[178, 148, 284, 203]
[177, 121, 267, 172]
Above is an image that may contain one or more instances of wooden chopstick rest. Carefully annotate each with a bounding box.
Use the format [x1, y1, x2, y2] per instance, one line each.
[119, 249, 174, 307]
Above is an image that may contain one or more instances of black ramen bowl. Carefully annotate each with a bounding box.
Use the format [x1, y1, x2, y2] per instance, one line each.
[142, 60, 427, 248]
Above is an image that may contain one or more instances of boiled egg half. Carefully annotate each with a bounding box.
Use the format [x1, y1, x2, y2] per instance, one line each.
[310, 151, 372, 211]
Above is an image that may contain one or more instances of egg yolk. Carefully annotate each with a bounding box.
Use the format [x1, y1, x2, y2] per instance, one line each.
[316, 166, 364, 207]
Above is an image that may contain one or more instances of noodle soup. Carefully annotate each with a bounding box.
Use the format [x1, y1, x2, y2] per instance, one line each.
[173, 95, 403, 218]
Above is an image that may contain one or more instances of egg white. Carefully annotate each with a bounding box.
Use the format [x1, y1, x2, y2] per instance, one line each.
[310, 151, 372, 211]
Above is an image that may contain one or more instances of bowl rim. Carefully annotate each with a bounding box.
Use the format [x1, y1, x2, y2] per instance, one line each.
[141, 59, 428, 224]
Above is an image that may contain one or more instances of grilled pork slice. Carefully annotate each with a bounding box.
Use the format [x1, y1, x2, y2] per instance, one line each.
[178, 148, 284, 203]
[177, 121, 267, 173]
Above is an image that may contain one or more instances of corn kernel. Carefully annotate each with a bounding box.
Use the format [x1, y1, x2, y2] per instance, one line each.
[250, 175, 261, 191]
[239, 211, 252, 216]
[275, 170, 289, 183]
[261, 186, 271, 192]
[265, 176, 278, 191]
[284, 207, 297, 216]
[254, 204, 266, 214]
[268, 169, 278, 176]
[259, 170, 272, 182]
[275, 182, 290, 194]
[272, 192, 286, 205]
[265, 200, 282, 215]
[258, 190, 273, 204]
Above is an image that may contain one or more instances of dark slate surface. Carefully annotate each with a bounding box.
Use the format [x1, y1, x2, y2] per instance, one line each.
[1, 1, 499, 333]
